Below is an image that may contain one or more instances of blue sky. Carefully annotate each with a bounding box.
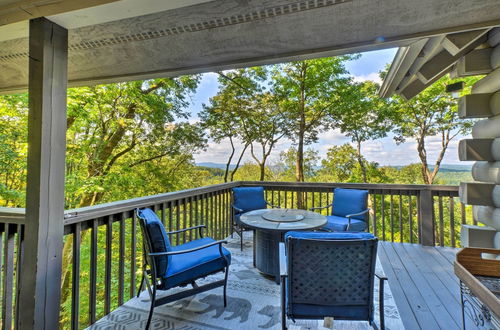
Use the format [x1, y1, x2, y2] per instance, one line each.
[188, 48, 468, 166]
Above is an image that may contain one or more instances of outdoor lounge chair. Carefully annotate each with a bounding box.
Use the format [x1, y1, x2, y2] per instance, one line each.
[231, 186, 278, 251]
[136, 208, 231, 330]
[279, 231, 387, 330]
[311, 188, 370, 232]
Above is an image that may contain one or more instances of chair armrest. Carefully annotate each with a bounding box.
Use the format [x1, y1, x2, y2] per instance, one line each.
[167, 225, 206, 237]
[266, 201, 281, 209]
[231, 204, 243, 213]
[375, 273, 388, 281]
[309, 204, 333, 211]
[279, 243, 287, 277]
[149, 240, 228, 256]
[346, 208, 370, 219]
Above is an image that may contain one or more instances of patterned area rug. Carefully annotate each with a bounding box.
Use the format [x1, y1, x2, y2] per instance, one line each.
[89, 233, 404, 330]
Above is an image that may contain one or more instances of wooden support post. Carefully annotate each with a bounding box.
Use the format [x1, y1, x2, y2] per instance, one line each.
[419, 189, 435, 246]
[18, 17, 68, 329]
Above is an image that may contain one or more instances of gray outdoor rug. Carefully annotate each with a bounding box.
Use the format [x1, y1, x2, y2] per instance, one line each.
[89, 232, 404, 330]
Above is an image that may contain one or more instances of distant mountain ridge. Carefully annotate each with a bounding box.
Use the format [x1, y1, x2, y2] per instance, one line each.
[196, 162, 472, 172]
[197, 162, 236, 170]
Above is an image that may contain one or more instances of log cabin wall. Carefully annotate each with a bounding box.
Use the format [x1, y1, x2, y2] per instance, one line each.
[458, 27, 500, 255]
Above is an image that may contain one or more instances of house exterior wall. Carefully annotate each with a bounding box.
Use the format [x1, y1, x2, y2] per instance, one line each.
[459, 28, 500, 256]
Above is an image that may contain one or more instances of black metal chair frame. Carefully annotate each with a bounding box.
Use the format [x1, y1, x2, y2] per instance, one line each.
[279, 238, 388, 330]
[136, 209, 230, 330]
[231, 200, 280, 251]
[310, 204, 371, 231]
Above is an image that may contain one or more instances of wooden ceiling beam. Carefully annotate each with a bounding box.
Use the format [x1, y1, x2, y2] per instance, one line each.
[416, 29, 489, 84]
[442, 29, 490, 55]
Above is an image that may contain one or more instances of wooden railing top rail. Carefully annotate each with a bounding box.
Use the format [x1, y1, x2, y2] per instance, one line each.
[240, 181, 459, 192]
[0, 207, 26, 224]
[0, 182, 240, 225]
[0, 181, 459, 225]
[63, 181, 240, 225]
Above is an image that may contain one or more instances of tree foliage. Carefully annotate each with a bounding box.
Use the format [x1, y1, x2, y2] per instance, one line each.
[272, 56, 355, 182]
[333, 81, 392, 182]
[390, 75, 479, 184]
[201, 68, 286, 181]
[0, 94, 28, 207]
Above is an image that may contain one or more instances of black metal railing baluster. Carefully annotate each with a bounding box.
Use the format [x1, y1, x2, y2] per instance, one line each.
[104, 216, 113, 315]
[118, 213, 126, 306]
[130, 213, 137, 300]
[71, 222, 81, 330]
[89, 219, 98, 324]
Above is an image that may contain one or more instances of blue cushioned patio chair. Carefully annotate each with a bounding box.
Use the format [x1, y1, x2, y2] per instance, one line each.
[232, 186, 278, 251]
[310, 188, 370, 232]
[136, 208, 231, 330]
[279, 232, 387, 330]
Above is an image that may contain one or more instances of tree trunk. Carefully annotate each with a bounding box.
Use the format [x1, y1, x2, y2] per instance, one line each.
[224, 137, 236, 182]
[230, 142, 249, 181]
[416, 136, 432, 184]
[428, 131, 452, 184]
[259, 161, 266, 181]
[356, 140, 367, 183]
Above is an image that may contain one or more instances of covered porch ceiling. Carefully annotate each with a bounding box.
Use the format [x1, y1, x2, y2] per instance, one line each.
[1, 0, 500, 94]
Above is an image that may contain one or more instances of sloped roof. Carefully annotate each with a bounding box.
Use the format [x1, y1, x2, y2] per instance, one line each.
[380, 27, 500, 99]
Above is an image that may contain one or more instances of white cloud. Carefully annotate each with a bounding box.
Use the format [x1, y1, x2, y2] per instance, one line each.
[194, 132, 468, 166]
[352, 72, 382, 84]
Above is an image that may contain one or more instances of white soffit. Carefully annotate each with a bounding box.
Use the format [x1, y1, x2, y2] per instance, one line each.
[0, 0, 212, 42]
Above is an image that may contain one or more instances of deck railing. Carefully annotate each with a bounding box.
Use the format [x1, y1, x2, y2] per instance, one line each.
[0, 181, 472, 329]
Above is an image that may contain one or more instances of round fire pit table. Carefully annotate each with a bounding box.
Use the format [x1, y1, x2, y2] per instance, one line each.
[240, 209, 326, 283]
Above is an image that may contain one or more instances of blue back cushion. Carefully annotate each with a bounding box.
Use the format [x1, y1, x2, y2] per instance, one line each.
[138, 208, 171, 275]
[332, 188, 369, 221]
[232, 187, 267, 213]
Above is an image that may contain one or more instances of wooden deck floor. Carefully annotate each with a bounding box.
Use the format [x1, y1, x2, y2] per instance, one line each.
[379, 242, 464, 330]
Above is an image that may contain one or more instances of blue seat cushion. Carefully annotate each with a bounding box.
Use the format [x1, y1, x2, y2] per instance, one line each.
[161, 237, 231, 289]
[137, 208, 172, 275]
[285, 231, 374, 241]
[232, 187, 267, 213]
[332, 188, 369, 221]
[323, 215, 367, 232]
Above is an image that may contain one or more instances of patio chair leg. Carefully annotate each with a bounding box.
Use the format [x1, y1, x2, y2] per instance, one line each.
[281, 277, 287, 330]
[253, 230, 256, 268]
[378, 276, 387, 330]
[240, 229, 243, 251]
[223, 266, 229, 307]
[145, 285, 156, 330]
[137, 272, 145, 298]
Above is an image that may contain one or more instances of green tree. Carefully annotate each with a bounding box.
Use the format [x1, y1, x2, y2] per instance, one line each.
[272, 57, 355, 182]
[278, 147, 319, 181]
[0, 94, 28, 207]
[318, 144, 387, 183]
[319, 144, 359, 182]
[333, 81, 392, 182]
[200, 68, 267, 181]
[390, 76, 479, 184]
[246, 93, 286, 181]
[66, 78, 203, 207]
